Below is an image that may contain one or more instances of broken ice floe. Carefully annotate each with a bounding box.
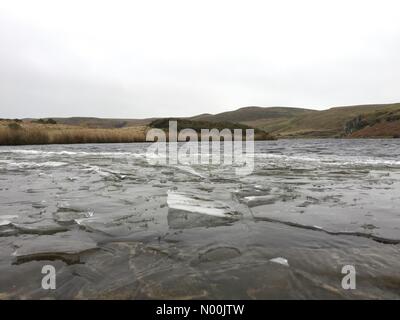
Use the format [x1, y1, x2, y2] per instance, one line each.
[166, 190, 241, 229]
[243, 195, 280, 207]
[269, 257, 289, 267]
[167, 191, 238, 218]
[83, 165, 128, 180]
[1, 219, 68, 237]
[12, 232, 98, 265]
[0, 215, 18, 227]
[11, 222, 68, 235]
[53, 207, 94, 224]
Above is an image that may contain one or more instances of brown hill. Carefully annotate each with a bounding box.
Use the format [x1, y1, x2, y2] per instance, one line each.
[192, 103, 400, 138]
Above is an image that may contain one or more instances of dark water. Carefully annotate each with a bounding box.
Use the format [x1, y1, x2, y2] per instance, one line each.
[1, 139, 400, 299]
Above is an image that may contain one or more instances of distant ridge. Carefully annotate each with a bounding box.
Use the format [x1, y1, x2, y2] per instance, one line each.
[51, 117, 154, 128]
[190, 106, 315, 123]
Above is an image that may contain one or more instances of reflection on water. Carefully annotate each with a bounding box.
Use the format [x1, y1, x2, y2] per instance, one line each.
[1, 139, 400, 299]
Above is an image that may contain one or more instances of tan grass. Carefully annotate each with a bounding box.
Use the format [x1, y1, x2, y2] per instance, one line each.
[0, 122, 147, 145]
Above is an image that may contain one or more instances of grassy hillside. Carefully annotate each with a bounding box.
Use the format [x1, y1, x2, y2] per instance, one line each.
[344, 105, 400, 138]
[272, 103, 400, 138]
[191, 106, 315, 122]
[192, 103, 400, 138]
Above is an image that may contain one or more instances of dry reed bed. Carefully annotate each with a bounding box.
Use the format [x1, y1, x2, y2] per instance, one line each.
[0, 126, 147, 145]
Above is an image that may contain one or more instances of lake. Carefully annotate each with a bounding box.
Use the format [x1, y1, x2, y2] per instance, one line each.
[1, 139, 400, 299]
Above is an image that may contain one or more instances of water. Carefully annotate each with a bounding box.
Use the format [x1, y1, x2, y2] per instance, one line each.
[1, 139, 400, 299]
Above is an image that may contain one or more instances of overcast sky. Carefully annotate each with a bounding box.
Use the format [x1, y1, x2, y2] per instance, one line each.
[0, 0, 400, 119]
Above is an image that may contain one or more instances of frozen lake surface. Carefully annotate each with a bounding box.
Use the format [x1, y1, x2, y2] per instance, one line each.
[1, 139, 400, 299]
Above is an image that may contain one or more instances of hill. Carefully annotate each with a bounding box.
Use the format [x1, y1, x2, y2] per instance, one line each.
[190, 106, 316, 133]
[271, 103, 400, 138]
[192, 103, 400, 138]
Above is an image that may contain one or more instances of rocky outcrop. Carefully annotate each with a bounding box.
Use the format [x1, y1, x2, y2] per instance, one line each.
[344, 115, 369, 134]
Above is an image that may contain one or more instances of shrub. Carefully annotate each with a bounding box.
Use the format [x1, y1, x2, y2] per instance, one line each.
[46, 118, 57, 124]
[8, 122, 22, 130]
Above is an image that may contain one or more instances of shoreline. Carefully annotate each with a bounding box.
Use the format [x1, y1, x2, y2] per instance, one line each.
[1, 121, 399, 146]
[0, 136, 399, 147]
